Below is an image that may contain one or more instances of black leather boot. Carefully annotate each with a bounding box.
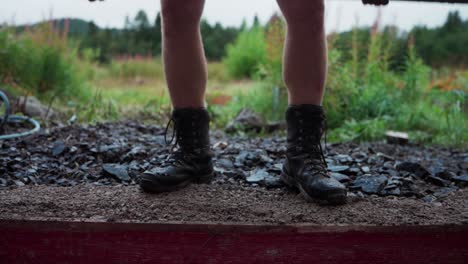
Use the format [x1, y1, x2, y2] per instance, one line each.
[282, 105, 347, 204]
[140, 108, 214, 193]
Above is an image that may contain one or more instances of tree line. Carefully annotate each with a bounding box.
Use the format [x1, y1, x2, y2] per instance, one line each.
[19, 10, 466, 68]
[331, 11, 467, 69]
[76, 10, 242, 63]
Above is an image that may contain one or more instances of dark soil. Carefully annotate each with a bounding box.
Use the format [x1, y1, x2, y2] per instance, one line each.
[0, 121, 467, 225]
[1, 185, 468, 225]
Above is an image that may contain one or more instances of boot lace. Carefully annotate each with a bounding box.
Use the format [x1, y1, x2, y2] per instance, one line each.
[291, 111, 329, 177]
[163, 116, 200, 166]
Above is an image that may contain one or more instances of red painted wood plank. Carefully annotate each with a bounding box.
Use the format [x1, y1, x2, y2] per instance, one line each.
[1, 220, 467, 264]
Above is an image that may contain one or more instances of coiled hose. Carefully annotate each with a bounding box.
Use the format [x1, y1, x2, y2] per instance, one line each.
[0, 90, 41, 140]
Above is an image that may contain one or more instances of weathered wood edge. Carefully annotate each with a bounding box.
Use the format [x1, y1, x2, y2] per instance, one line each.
[2, 218, 468, 234]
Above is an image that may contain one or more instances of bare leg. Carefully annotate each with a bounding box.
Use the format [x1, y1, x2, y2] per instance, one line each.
[140, 0, 212, 194]
[277, 0, 327, 105]
[161, 0, 207, 108]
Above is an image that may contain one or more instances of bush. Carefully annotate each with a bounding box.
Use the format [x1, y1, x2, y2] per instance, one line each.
[217, 23, 466, 146]
[324, 29, 466, 146]
[223, 26, 267, 79]
[0, 28, 88, 100]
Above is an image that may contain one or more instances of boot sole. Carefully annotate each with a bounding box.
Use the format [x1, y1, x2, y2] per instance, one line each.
[139, 172, 214, 194]
[281, 170, 347, 205]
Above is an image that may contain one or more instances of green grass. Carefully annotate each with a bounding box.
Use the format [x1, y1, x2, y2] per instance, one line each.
[1, 24, 466, 147]
[321, 32, 467, 146]
[107, 59, 165, 80]
[212, 27, 467, 147]
[224, 26, 267, 79]
[75, 64, 259, 123]
[0, 29, 91, 101]
[208, 82, 287, 128]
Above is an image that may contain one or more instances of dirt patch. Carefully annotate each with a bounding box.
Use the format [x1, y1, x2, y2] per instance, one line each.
[0, 121, 467, 225]
[1, 184, 468, 225]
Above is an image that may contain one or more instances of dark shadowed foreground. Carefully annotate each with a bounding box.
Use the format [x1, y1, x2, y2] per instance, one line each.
[0, 121, 467, 224]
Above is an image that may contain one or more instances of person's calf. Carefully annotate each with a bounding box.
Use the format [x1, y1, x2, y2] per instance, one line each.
[277, 0, 327, 105]
[277, 0, 325, 30]
[161, 0, 208, 108]
[161, 0, 205, 37]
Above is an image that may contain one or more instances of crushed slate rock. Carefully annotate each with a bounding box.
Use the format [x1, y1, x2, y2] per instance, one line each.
[0, 120, 467, 212]
[453, 175, 468, 185]
[102, 164, 131, 182]
[51, 140, 66, 156]
[351, 175, 388, 194]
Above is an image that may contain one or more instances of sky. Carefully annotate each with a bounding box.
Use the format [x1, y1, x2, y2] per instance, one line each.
[1, 0, 468, 33]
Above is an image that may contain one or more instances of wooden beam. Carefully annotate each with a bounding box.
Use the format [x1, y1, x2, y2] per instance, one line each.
[1, 220, 468, 263]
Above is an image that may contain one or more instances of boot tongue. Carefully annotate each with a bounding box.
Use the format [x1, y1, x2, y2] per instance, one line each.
[286, 104, 325, 146]
[286, 104, 328, 170]
[172, 108, 211, 151]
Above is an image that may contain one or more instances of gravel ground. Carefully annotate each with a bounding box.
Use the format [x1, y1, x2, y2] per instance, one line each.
[0, 121, 467, 225]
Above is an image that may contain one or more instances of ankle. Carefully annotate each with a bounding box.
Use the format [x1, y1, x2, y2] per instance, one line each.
[288, 104, 323, 111]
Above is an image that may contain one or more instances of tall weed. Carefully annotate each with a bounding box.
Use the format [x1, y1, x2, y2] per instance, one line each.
[0, 23, 89, 100]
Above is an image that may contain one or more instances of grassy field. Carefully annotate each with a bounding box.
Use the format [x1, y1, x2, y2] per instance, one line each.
[1, 25, 466, 147]
[82, 57, 466, 147]
[86, 59, 262, 119]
